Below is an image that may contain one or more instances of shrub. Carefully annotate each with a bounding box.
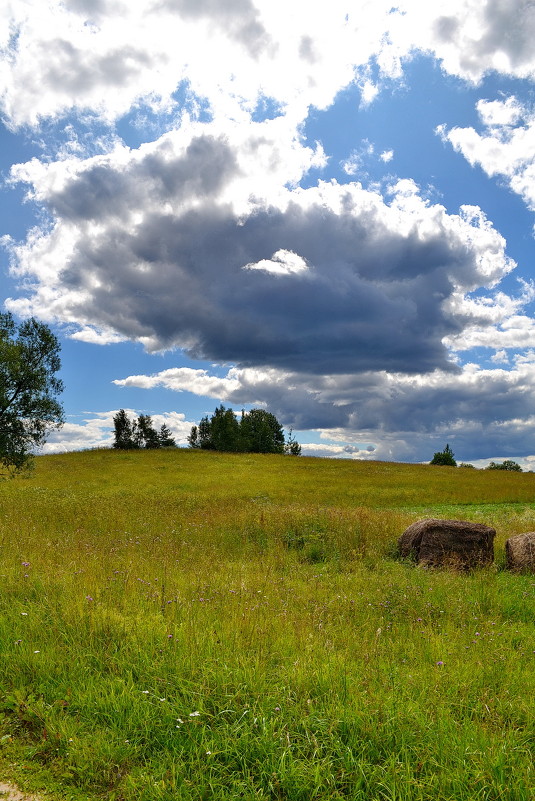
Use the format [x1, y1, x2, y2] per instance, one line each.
[486, 460, 522, 472]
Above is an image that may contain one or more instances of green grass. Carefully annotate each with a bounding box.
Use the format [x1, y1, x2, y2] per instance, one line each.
[0, 449, 534, 799]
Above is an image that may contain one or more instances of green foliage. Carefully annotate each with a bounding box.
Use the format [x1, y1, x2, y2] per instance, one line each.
[486, 459, 522, 472]
[113, 410, 176, 450]
[0, 312, 64, 475]
[240, 408, 285, 454]
[430, 443, 457, 466]
[188, 405, 297, 455]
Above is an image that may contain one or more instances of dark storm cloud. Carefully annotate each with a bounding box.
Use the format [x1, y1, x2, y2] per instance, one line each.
[53, 196, 468, 374]
[232, 365, 532, 436]
[219, 362, 535, 462]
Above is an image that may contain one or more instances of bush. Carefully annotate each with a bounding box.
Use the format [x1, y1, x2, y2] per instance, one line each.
[485, 460, 522, 472]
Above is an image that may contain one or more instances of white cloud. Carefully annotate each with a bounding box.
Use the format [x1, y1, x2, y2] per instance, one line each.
[244, 249, 309, 276]
[0, 0, 399, 130]
[491, 349, 509, 364]
[69, 326, 126, 345]
[4, 1, 535, 134]
[113, 367, 243, 398]
[439, 96, 535, 212]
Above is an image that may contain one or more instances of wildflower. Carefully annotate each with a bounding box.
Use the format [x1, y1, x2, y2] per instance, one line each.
[21, 612, 28, 616]
[86, 596, 93, 602]
[141, 690, 150, 694]
[436, 661, 444, 666]
[189, 711, 200, 717]
[206, 750, 212, 755]
[21, 562, 30, 567]
[34, 650, 40, 654]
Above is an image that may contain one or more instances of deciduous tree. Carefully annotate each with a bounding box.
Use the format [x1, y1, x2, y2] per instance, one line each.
[0, 313, 64, 474]
[486, 460, 522, 472]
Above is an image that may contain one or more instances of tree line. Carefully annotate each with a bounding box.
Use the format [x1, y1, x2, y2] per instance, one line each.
[188, 405, 301, 455]
[113, 410, 176, 449]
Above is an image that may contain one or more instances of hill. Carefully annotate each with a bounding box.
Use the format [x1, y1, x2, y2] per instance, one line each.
[0, 449, 534, 800]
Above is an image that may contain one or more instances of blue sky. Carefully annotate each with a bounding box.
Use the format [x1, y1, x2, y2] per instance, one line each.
[2, 0, 535, 465]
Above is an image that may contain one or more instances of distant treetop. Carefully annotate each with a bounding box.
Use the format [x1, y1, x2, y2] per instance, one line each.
[485, 460, 522, 472]
[430, 443, 457, 467]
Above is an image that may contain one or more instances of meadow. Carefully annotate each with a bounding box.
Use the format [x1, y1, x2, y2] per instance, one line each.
[0, 448, 534, 800]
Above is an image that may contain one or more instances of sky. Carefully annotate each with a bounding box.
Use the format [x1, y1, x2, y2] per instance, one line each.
[2, 0, 535, 466]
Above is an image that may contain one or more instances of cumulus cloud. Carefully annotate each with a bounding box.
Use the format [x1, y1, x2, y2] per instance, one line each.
[438, 96, 535, 212]
[0, 0, 397, 129]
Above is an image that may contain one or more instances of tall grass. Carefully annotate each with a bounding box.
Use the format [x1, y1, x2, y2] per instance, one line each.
[0, 449, 534, 799]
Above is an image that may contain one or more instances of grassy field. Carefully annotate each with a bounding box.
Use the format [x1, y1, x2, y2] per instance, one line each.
[0, 449, 534, 800]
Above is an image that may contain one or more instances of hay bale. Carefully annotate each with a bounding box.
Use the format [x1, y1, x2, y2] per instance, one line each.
[399, 518, 495, 569]
[505, 532, 535, 573]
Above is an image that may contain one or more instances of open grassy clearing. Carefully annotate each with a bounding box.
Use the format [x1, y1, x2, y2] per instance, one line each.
[0, 449, 534, 800]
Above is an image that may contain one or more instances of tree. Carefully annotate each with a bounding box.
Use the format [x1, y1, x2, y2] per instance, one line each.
[136, 414, 160, 449]
[187, 416, 213, 449]
[0, 313, 64, 474]
[210, 405, 242, 452]
[430, 443, 456, 466]
[241, 408, 285, 454]
[486, 460, 522, 472]
[157, 423, 176, 448]
[113, 409, 136, 449]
